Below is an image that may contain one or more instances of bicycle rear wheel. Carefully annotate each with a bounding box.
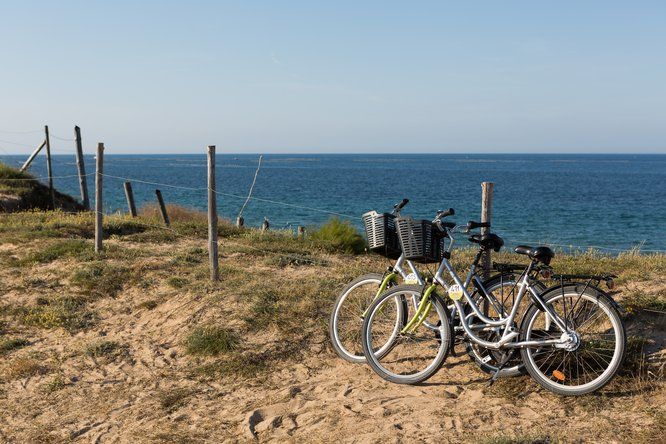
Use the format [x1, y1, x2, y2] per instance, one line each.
[519, 285, 625, 396]
[362, 284, 451, 384]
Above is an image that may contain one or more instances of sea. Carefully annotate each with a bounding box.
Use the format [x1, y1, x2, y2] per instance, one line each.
[1, 153, 664, 253]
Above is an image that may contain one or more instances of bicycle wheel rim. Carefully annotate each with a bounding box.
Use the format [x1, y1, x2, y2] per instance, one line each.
[365, 289, 449, 381]
[332, 278, 400, 360]
[524, 292, 623, 393]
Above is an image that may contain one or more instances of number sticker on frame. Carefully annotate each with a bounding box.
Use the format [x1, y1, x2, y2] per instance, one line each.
[448, 284, 464, 301]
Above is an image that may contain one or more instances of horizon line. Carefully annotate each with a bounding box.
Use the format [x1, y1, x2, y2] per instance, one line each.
[1, 151, 666, 156]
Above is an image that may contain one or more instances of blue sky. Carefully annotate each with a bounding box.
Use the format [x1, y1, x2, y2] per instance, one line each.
[0, 1, 664, 154]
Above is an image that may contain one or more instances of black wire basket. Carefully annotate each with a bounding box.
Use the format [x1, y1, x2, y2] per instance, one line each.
[362, 211, 402, 259]
[395, 217, 446, 263]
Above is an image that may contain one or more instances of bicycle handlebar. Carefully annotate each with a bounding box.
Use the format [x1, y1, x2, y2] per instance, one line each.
[393, 198, 409, 213]
[436, 208, 455, 219]
[467, 220, 490, 230]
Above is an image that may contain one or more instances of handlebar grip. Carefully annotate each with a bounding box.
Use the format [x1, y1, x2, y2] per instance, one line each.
[394, 198, 409, 211]
[468, 220, 490, 230]
[437, 208, 455, 218]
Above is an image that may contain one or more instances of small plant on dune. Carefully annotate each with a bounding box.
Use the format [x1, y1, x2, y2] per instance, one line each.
[137, 300, 159, 310]
[0, 337, 30, 355]
[4, 356, 50, 380]
[41, 374, 67, 394]
[185, 326, 239, 356]
[18, 296, 96, 333]
[85, 340, 121, 358]
[623, 288, 666, 315]
[21, 239, 93, 264]
[157, 387, 193, 412]
[308, 218, 366, 254]
[70, 262, 131, 298]
[167, 276, 189, 289]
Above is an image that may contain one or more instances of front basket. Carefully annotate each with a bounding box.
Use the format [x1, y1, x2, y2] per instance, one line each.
[395, 217, 445, 263]
[362, 211, 402, 259]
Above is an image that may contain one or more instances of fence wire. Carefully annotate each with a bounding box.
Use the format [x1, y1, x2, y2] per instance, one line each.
[0, 135, 664, 254]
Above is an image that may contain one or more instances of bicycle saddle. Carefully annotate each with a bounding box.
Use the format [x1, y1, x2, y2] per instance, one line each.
[468, 233, 504, 252]
[514, 245, 555, 265]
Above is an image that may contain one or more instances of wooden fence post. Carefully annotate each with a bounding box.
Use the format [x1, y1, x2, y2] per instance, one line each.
[236, 216, 244, 228]
[95, 143, 104, 253]
[481, 182, 494, 279]
[297, 226, 305, 238]
[207, 145, 219, 281]
[44, 125, 56, 210]
[123, 182, 137, 217]
[20, 140, 46, 172]
[155, 189, 170, 227]
[262, 217, 269, 231]
[74, 126, 90, 209]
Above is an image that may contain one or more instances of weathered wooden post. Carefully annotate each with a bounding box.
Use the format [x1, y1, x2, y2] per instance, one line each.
[297, 226, 305, 238]
[236, 216, 244, 228]
[74, 126, 90, 209]
[155, 189, 170, 227]
[20, 140, 46, 172]
[207, 145, 219, 281]
[123, 182, 137, 217]
[44, 125, 56, 209]
[481, 182, 494, 279]
[95, 143, 104, 253]
[261, 217, 270, 231]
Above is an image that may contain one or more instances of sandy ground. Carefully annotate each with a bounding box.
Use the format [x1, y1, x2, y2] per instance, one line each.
[0, 240, 664, 443]
[1, 303, 664, 443]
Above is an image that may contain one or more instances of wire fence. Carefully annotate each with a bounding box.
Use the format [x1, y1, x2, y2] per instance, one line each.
[4, 164, 666, 254]
[0, 125, 664, 255]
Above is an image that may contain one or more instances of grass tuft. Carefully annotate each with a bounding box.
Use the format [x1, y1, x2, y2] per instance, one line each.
[70, 262, 131, 298]
[166, 276, 189, 289]
[157, 387, 193, 412]
[4, 356, 50, 380]
[85, 340, 121, 358]
[623, 288, 666, 314]
[18, 296, 96, 332]
[21, 239, 93, 264]
[0, 337, 30, 355]
[185, 326, 239, 356]
[308, 218, 366, 254]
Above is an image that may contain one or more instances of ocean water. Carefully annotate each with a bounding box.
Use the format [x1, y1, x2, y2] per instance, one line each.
[2, 153, 665, 252]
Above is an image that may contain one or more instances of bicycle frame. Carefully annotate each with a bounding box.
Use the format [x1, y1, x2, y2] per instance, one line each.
[361, 254, 423, 318]
[400, 228, 574, 350]
[435, 258, 572, 350]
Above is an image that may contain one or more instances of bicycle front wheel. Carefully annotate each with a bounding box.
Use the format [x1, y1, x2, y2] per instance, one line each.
[520, 286, 626, 396]
[362, 284, 451, 384]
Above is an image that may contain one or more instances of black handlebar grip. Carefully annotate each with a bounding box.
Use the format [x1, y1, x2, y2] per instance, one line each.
[394, 198, 409, 211]
[468, 220, 490, 229]
[438, 208, 455, 218]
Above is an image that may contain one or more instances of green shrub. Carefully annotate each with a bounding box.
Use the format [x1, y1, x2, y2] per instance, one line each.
[184, 326, 239, 356]
[309, 218, 366, 254]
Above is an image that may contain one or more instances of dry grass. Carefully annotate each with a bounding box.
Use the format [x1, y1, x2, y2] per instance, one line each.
[4, 356, 50, 380]
[0, 209, 664, 442]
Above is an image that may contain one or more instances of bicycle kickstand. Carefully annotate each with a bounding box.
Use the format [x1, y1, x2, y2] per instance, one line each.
[487, 350, 515, 387]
